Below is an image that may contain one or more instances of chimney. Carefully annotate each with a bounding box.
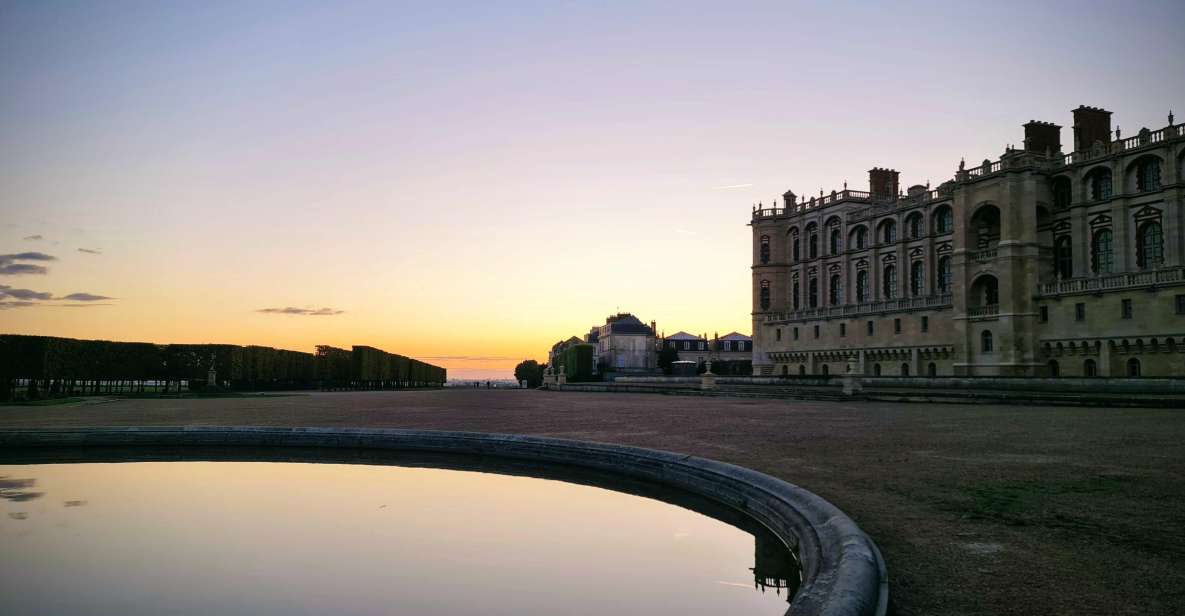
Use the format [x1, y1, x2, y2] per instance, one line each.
[1023, 120, 1061, 154]
[1072, 105, 1112, 152]
[868, 167, 900, 201]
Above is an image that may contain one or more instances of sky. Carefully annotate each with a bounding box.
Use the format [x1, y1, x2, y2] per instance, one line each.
[2, 1, 1183, 379]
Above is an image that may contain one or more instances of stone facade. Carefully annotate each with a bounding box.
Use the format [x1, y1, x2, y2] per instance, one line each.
[750, 106, 1185, 377]
[661, 331, 753, 365]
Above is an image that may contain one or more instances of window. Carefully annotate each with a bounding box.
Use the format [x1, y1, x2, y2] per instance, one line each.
[813, 325, 819, 338]
[792, 235, 801, 261]
[1075, 303, 1085, 321]
[981, 330, 993, 353]
[1091, 229, 1113, 274]
[1040, 306, 1049, 322]
[759, 235, 770, 264]
[1177, 294, 1185, 315]
[921, 316, 929, 332]
[1053, 236, 1073, 280]
[792, 281, 800, 310]
[894, 318, 901, 334]
[1127, 357, 1141, 377]
[776, 328, 782, 341]
[1084, 358, 1097, 377]
[883, 265, 897, 299]
[937, 256, 952, 293]
[821, 365, 829, 376]
[934, 207, 953, 234]
[856, 270, 869, 302]
[910, 261, 924, 296]
[798, 365, 806, 376]
[830, 228, 842, 255]
[851, 227, 867, 249]
[808, 277, 819, 308]
[1052, 178, 1072, 209]
[1048, 360, 1060, 377]
[807, 224, 819, 259]
[927, 362, 937, 377]
[880, 220, 897, 244]
[698, 341, 706, 350]
[781, 365, 789, 376]
[907, 214, 923, 239]
[1121, 299, 1133, 319]
[866, 320, 874, 336]
[722, 341, 730, 351]
[793, 327, 799, 340]
[1137, 222, 1164, 269]
[829, 275, 842, 305]
[1087, 168, 1112, 201]
[873, 363, 882, 376]
[760, 280, 770, 310]
[683, 341, 690, 350]
[901, 363, 910, 376]
[1136, 158, 1162, 192]
[840, 323, 846, 337]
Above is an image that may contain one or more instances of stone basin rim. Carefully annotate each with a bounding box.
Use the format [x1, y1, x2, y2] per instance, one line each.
[0, 426, 888, 616]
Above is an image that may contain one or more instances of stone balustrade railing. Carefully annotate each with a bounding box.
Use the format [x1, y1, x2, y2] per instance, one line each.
[972, 248, 998, 262]
[1037, 266, 1185, 296]
[1060, 123, 1183, 167]
[966, 304, 999, 318]
[762, 293, 953, 322]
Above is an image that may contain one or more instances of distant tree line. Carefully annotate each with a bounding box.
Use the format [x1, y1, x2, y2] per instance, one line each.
[0, 335, 445, 401]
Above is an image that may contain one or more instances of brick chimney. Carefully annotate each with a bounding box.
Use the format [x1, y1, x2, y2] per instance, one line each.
[869, 167, 900, 201]
[1072, 105, 1112, 152]
[1023, 120, 1061, 154]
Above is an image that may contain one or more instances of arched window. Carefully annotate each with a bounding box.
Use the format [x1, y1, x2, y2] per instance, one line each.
[934, 207, 953, 234]
[1137, 222, 1164, 269]
[937, 256, 952, 293]
[759, 235, 770, 264]
[1052, 177, 1072, 210]
[1087, 168, 1112, 201]
[927, 362, 937, 377]
[856, 270, 869, 303]
[851, 226, 867, 249]
[760, 280, 770, 310]
[981, 330, 993, 353]
[1048, 360, 1059, 377]
[829, 274, 842, 305]
[1127, 357, 1141, 377]
[808, 277, 819, 308]
[791, 232, 801, 262]
[1054, 236, 1073, 279]
[1084, 358, 1097, 377]
[910, 261, 924, 296]
[880, 220, 897, 244]
[792, 280, 800, 310]
[907, 214, 923, 239]
[901, 363, 910, 376]
[1136, 158, 1162, 192]
[798, 365, 806, 376]
[781, 365, 789, 376]
[882, 265, 897, 299]
[829, 228, 842, 255]
[821, 364, 829, 376]
[873, 363, 882, 376]
[806, 223, 819, 259]
[1092, 229, 1113, 274]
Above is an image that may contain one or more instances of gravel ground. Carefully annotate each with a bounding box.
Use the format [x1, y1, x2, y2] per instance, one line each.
[2, 389, 1183, 616]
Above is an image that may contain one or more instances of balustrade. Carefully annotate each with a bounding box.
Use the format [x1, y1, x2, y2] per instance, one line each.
[1036, 266, 1185, 296]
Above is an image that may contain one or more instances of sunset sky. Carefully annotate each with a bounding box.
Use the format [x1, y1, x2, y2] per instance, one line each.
[3, 1, 1183, 378]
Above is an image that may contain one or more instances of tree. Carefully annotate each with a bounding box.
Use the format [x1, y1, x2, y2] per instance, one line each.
[514, 360, 546, 388]
[657, 344, 679, 375]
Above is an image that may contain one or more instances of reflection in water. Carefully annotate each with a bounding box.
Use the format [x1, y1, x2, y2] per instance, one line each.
[0, 476, 43, 503]
[1, 460, 800, 616]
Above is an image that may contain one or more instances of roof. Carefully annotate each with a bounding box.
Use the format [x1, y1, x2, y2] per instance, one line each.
[604, 313, 654, 335]
[719, 332, 752, 341]
[666, 331, 704, 341]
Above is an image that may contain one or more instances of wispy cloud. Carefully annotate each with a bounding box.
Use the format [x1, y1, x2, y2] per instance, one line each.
[0, 252, 56, 276]
[257, 306, 345, 316]
[56, 303, 113, 308]
[78, 248, 102, 255]
[0, 285, 53, 301]
[0, 301, 37, 310]
[23, 234, 44, 241]
[0, 284, 115, 306]
[711, 183, 753, 190]
[60, 292, 114, 301]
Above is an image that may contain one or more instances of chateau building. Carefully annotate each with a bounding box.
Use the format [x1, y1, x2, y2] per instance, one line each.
[661, 331, 753, 365]
[750, 106, 1185, 377]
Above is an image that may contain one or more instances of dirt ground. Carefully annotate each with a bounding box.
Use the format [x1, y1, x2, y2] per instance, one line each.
[2, 389, 1182, 616]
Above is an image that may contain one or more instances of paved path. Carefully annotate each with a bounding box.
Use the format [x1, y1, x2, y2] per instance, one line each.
[3, 389, 1182, 615]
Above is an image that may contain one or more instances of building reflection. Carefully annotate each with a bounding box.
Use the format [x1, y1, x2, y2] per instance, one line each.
[750, 527, 800, 601]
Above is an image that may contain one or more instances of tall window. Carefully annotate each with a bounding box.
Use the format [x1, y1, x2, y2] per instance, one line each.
[1054, 236, 1073, 279]
[851, 226, 867, 249]
[760, 235, 770, 264]
[937, 256, 952, 293]
[1084, 358, 1097, 377]
[808, 277, 819, 308]
[1092, 229, 1113, 274]
[1088, 169, 1112, 201]
[1127, 357, 1141, 377]
[1136, 158, 1162, 192]
[907, 214, 923, 239]
[829, 274, 842, 305]
[883, 265, 897, 299]
[808, 231, 819, 259]
[880, 220, 897, 244]
[829, 228, 842, 255]
[934, 207, 953, 234]
[1052, 178, 1072, 210]
[856, 270, 869, 302]
[791, 233, 800, 262]
[910, 261, 924, 296]
[1137, 221, 1164, 269]
[792, 281, 800, 310]
[981, 330, 993, 353]
[760, 280, 770, 310]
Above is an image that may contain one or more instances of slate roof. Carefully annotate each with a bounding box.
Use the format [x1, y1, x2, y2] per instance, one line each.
[604, 313, 654, 335]
[666, 331, 704, 341]
[720, 332, 752, 341]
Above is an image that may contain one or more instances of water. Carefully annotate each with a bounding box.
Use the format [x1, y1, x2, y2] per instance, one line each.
[1, 460, 798, 615]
